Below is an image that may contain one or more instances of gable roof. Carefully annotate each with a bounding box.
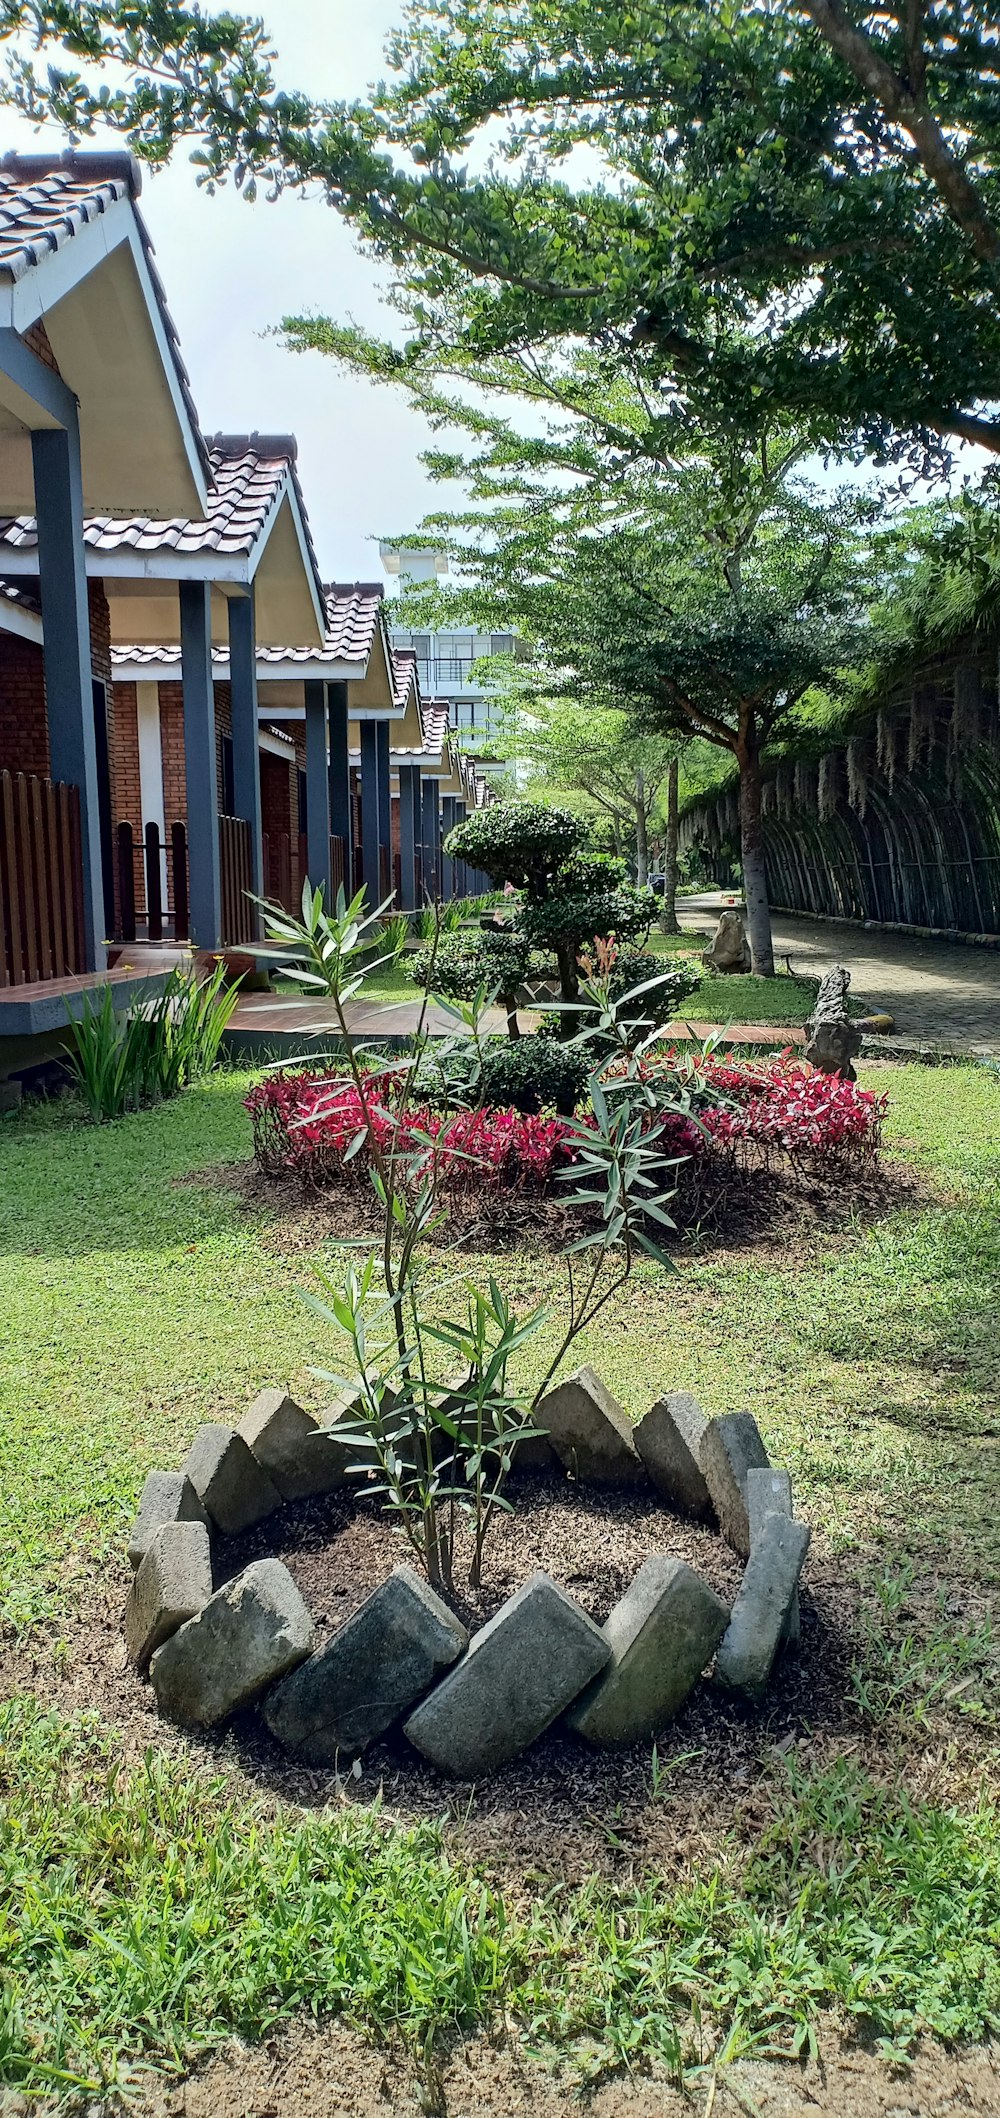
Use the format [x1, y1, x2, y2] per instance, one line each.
[109, 579, 387, 675]
[0, 150, 208, 499]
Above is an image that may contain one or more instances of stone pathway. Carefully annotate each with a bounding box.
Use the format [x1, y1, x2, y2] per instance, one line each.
[681, 894, 1000, 1052]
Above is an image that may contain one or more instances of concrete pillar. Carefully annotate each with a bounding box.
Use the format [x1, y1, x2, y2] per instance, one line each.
[179, 579, 222, 950]
[31, 422, 107, 969]
[376, 718, 392, 901]
[304, 678, 332, 903]
[360, 717, 381, 909]
[398, 764, 419, 911]
[421, 776, 440, 900]
[327, 679, 351, 888]
[227, 588, 262, 933]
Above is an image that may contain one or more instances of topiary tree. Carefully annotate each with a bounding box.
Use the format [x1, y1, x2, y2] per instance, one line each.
[446, 804, 657, 1035]
[407, 927, 533, 1039]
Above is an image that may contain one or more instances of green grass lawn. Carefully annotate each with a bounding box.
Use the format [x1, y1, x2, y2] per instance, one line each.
[3, 1064, 1000, 2093]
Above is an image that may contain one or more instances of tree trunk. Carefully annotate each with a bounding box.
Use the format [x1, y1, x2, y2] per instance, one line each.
[736, 724, 775, 977]
[634, 770, 648, 884]
[658, 756, 682, 935]
[501, 989, 521, 1039]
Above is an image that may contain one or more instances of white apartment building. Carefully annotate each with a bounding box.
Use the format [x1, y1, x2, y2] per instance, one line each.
[380, 545, 514, 770]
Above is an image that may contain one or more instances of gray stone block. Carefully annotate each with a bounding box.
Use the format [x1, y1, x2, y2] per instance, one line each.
[568, 1556, 730, 1745]
[633, 1394, 713, 1518]
[128, 1469, 209, 1571]
[746, 1467, 800, 1648]
[534, 1366, 646, 1485]
[237, 1388, 347, 1501]
[698, 1413, 770, 1555]
[123, 1520, 213, 1670]
[404, 1570, 611, 1776]
[714, 1515, 811, 1699]
[183, 1423, 283, 1535]
[150, 1557, 315, 1727]
[264, 1564, 468, 1761]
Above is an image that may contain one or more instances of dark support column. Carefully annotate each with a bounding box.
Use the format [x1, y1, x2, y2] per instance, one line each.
[360, 717, 381, 909]
[440, 796, 456, 900]
[31, 422, 106, 970]
[376, 719, 392, 899]
[327, 680, 351, 882]
[304, 678, 332, 902]
[421, 777, 440, 900]
[227, 589, 262, 932]
[398, 765, 419, 911]
[179, 579, 222, 950]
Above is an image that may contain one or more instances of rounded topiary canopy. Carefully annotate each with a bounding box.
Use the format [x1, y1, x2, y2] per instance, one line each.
[444, 801, 584, 892]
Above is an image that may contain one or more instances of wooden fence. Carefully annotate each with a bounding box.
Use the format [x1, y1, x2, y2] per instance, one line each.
[0, 769, 85, 987]
[219, 814, 255, 946]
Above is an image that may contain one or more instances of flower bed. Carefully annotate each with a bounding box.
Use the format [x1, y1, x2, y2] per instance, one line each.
[245, 1054, 886, 1198]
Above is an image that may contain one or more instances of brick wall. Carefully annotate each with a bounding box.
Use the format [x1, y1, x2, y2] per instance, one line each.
[0, 631, 48, 777]
[111, 679, 145, 916]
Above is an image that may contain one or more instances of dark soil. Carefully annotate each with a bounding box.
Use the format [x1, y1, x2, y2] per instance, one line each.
[190, 1150, 929, 1260]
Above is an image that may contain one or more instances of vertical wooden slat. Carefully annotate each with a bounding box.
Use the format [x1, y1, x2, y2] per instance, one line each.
[0, 770, 17, 985]
[67, 784, 85, 973]
[171, 823, 189, 941]
[29, 774, 53, 980]
[145, 822, 163, 942]
[16, 776, 38, 983]
[117, 823, 136, 944]
[43, 777, 67, 977]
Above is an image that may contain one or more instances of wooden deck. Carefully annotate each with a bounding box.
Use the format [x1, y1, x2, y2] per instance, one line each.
[0, 960, 172, 1038]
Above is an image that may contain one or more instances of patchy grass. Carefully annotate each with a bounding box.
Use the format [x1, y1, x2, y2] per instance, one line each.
[3, 1061, 1000, 2090]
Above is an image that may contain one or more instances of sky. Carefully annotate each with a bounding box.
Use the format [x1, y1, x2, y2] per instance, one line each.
[4, 0, 443, 590]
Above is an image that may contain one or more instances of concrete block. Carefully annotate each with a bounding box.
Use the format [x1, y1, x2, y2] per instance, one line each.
[698, 1413, 770, 1555]
[264, 1564, 468, 1761]
[404, 1570, 611, 1776]
[633, 1393, 713, 1518]
[715, 1515, 810, 1699]
[238, 1388, 347, 1500]
[746, 1466, 800, 1648]
[123, 1520, 213, 1670]
[183, 1423, 283, 1535]
[150, 1557, 315, 1727]
[534, 1366, 646, 1485]
[569, 1556, 729, 1744]
[128, 1469, 210, 1571]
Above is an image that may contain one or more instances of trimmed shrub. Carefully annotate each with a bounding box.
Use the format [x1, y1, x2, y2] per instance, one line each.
[415, 1035, 590, 1115]
[407, 928, 533, 1001]
[444, 801, 583, 889]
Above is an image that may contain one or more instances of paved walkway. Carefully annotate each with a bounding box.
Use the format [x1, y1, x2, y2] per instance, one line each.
[680, 894, 1000, 1051]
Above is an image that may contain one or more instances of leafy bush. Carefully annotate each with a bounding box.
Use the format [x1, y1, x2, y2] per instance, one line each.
[445, 800, 583, 889]
[415, 1034, 591, 1115]
[407, 927, 533, 1001]
[66, 964, 240, 1122]
[597, 946, 700, 1026]
[245, 1070, 576, 1190]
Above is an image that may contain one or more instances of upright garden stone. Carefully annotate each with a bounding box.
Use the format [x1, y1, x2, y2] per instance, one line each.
[404, 1570, 611, 1776]
[150, 1558, 314, 1727]
[633, 1394, 714, 1519]
[183, 1424, 283, 1535]
[534, 1366, 646, 1485]
[698, 1413, 770, 1556]
[714, 1515, 810, 1699]
[123, 1520, 213, 1670]
[127, 1469, 209, 1571]
[568, 1556, 730, 1745]
[746, 1466, 800, 1648]
[237, 1388, 348, 1501]
[264, 1565, 468, 1762]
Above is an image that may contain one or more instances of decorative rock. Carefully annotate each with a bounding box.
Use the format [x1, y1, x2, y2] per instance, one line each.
[123, 1520, 213, 1670]
[702, 908, 751, 974]
[150, 1557, 314, 1727]
[534, 1366, 646, 1485]
[698, 1413, 770, 1556]
[804, 963, 863, 1081]
[568, 1556, 729, 1745]
[715, 1515, 811, 1698]
[404, 1570, 611, 1776]
[128, 1469, 209, 1572]
[238, 1388, 346, 1501]
[633, 1394, 713, 1519]
[746, 1467, 800, 1648]
[264, 1565, 468, 1761]
[183, 1424, 283, 1535]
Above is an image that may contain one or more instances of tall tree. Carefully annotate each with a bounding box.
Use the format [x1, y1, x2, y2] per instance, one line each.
[488, 694, 683, 897]
[7, 0, 1000, 468]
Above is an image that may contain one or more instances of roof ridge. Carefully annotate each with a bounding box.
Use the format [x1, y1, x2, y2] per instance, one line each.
[0, 147, 142, 195]
[208, 431, 298, 462]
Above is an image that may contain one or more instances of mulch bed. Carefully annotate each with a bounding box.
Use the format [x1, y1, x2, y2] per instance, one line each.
[186, 1149, 930, 1259]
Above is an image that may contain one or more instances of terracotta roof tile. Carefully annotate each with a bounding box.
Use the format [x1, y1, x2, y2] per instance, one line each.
[0, 150, 207, 479]
[111, 580, 383, 669]
[0, 436, 320, 591]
